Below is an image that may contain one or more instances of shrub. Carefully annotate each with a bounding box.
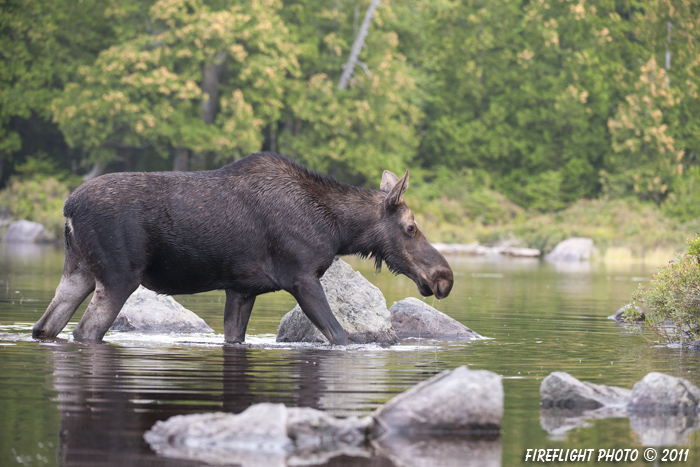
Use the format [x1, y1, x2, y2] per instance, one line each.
[627, 235, 700, 344]
[0, 154, 79, 240]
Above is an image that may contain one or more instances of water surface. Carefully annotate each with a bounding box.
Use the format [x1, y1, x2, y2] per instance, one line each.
[1, 244, 699, 466]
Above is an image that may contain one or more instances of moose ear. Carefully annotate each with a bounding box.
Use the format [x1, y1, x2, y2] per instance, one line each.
[380, 170, 400, 192]
[383, 170, 409, 209]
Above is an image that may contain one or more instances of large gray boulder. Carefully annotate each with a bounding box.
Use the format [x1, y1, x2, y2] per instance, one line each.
[540, 371, 631, 410]
[110, 285, 213, 333]
[276, 258, 398, 344]
[545, 237, 595, 262]
[2, 220, 51, 243]
[372, 366, 503, 436]
[389, 297, 481, 340]
[627, 372, 700, 414]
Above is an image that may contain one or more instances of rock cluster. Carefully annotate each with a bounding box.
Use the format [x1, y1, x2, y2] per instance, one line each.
[145, 366, 503, 466]
[540, 371, 700, 445]
[433, 242, 540, 258]
[277, 258, 482, 344]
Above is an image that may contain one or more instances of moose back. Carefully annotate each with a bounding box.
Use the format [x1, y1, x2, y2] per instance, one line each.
[32, 153, 453, 345]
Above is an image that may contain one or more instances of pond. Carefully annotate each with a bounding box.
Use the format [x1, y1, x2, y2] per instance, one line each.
[1, 244, 699, 466]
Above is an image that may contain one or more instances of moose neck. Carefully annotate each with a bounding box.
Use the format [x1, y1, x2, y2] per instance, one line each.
[323, 185, 385, 259]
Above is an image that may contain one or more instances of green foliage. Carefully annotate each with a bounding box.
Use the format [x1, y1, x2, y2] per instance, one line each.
[0, 176, 70, 240]
[0, 0, 699, 230]
[628, 235, 700, 344]
[406, 167, 525, 244]
[52, 0, 297, 166]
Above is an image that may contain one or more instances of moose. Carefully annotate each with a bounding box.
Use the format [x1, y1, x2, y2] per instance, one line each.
[32, 153, 453, 345]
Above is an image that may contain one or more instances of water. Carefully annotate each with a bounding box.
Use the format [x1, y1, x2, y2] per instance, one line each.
[1, 244, 699, 466]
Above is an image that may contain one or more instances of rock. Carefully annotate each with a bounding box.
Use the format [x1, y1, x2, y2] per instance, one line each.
[540, 372, 631, 410]
[2, 220, 51, 243]
[145, 404, 293, 467]
[389, 297, 482, 340]
[608, 304, 645, 323]
[286, 407, 373, 463]
[627, 372, 700, 414]
[685, 339, 700, 350]
[145, 402, 374, 466]
[500, 246, 541, 257]
[372, 366, 503, 436]
[276, 258, 398, 344]
[110, 285, 213, 333]
[433, 242, 540, 258]
[545, 237, 595, 262]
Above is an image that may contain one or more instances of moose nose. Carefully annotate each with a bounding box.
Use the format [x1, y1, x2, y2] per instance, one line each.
[435, 276, 453, 300]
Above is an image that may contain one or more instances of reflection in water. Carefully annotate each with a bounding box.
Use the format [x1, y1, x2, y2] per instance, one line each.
[44, 340, 503, 466]
[540, 407, 629, 441]
[4, 246, 700, 466]
[372, 434, 501, 467]
[540, 407, 700, 446]
[629, 413, 700, 447]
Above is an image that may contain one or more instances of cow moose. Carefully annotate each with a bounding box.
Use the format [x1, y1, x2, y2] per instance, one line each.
[32, 153, 454, 345]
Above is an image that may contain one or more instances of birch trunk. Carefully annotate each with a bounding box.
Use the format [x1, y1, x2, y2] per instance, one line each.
[338, 0, 380, 90]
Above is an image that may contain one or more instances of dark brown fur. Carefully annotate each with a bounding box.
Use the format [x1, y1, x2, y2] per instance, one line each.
[33, 153, 453, 345]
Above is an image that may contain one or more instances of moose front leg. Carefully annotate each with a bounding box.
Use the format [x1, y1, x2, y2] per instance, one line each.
[224, 290, 256, 344]
[291, 276, 348, 345]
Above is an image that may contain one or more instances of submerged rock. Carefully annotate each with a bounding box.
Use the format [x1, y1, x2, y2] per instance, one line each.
[545, 237, 595, 262]
[2, 220, 51, 243]
[276, 258, 398, 344]
[389, 297, 482, 340]
[372, 366, 503, 436]
[145, 366, 504, 465]
[540, 371, 630, 410]
[627, 372, 700, 414]
[608, 304, 645, 323]
[110, 285, 213, 333]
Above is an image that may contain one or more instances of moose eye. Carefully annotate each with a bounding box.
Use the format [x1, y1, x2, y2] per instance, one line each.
[405, 224, 416, 237]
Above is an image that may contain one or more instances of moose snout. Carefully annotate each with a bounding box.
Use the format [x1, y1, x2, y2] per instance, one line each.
[435, 275, 453, 300]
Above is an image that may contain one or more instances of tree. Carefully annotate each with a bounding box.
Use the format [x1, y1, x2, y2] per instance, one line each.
[277, 0, 423, 185]
[52, 0, 299, 172]
[0, 0, 117, 183]
[605, 0, 700, 206]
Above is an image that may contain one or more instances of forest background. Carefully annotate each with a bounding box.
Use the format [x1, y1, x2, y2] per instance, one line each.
[1, 0, 699, 260]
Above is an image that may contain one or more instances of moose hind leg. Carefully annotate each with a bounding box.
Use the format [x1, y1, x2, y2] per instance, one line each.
[72, 279, 139, 341]
[33, 261, 95, 339]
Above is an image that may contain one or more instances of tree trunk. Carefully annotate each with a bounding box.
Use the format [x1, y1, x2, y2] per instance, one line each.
[173, 146, 190, 172]
[338, 0, 380, 90]
[665, 21, 672, 88]
[269, 124, 277, 153]
[82, 160, 107, 182]
[201, 52, 226, 124]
